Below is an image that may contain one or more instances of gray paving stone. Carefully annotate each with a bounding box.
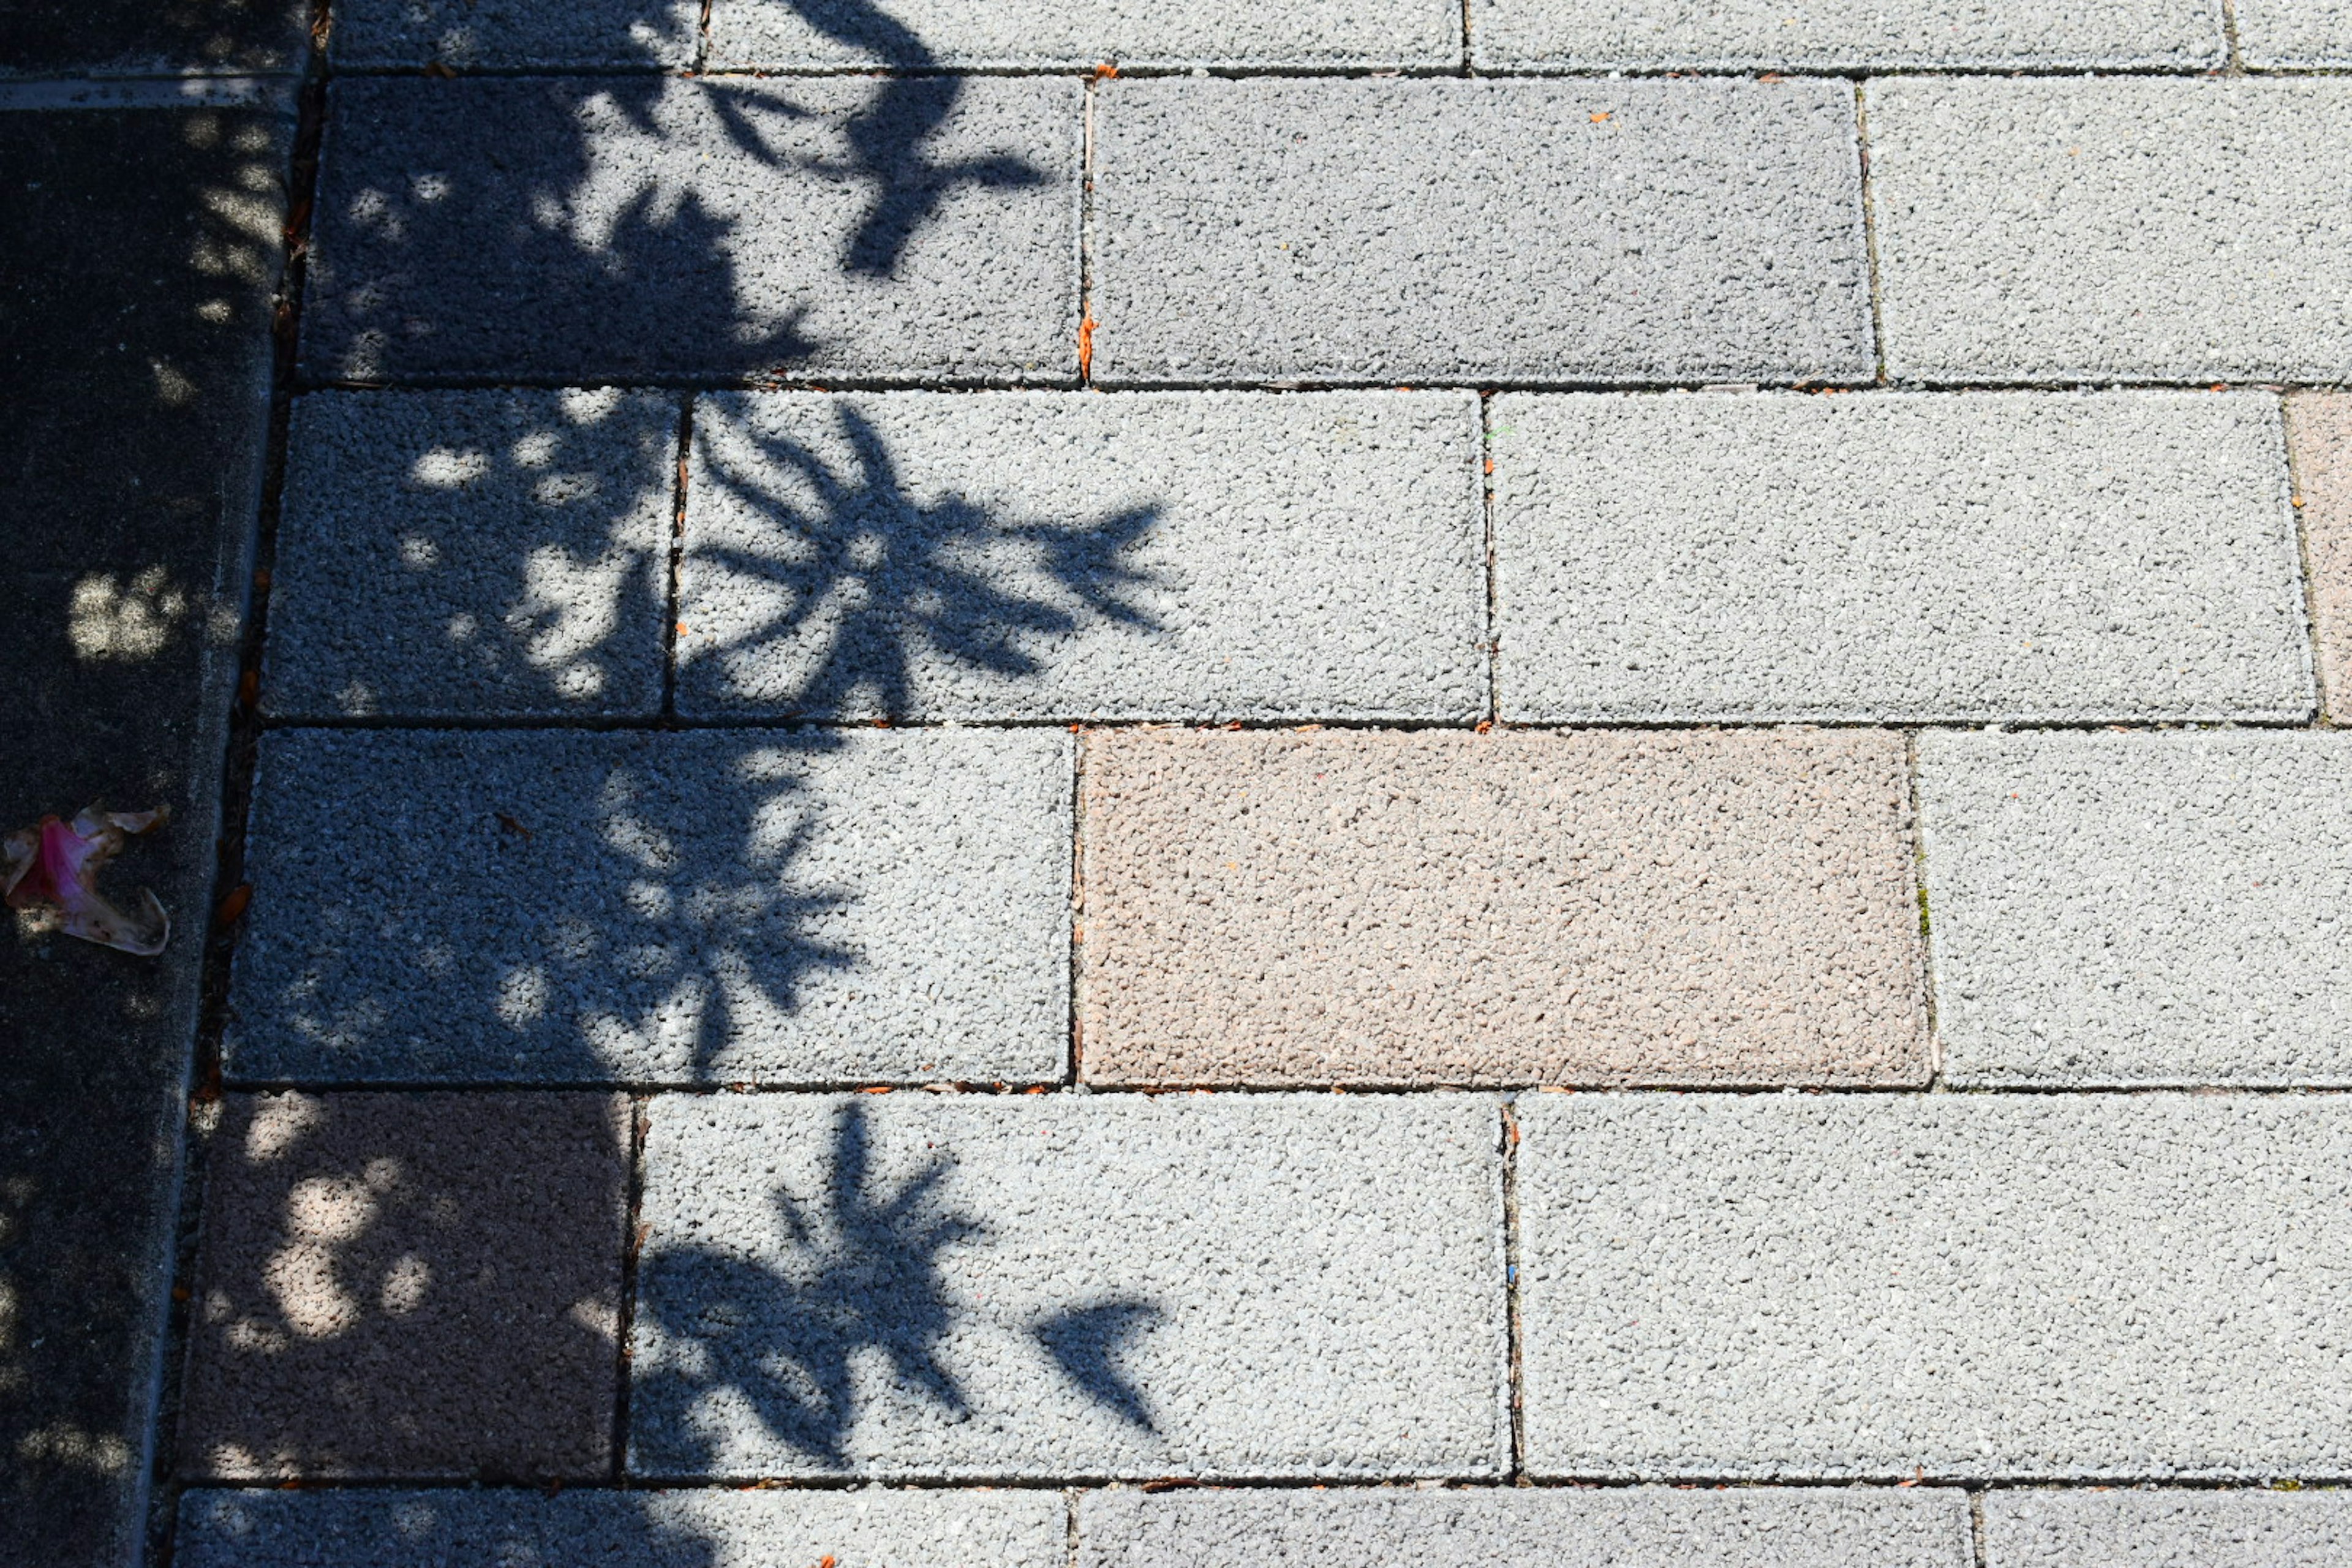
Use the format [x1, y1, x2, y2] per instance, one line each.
[266, 390, 675, 720]
[178, 1486, 1067, 1567]
[2237, 0, 2352, 62]
[1919, 731, 2352, 1087]
[333, 0, 699, 67]
[1869, 78, 2352, 383]
[678, 391, 1485, 722]
[1471, 0, 2220, 68]
[1091, 78, 1872, 387]
[1079, 1484, 1973, 1568]
[630, 1092, 1506, 1479]
[225, 728, 1071, 1085]
[710, 0, 1458, 69]
[1490, 391, 2312, 723]
[1981, 1489, 2352, 1568]
[304, 75, 1080, 383]
[1519, 1093, 2352, 1480]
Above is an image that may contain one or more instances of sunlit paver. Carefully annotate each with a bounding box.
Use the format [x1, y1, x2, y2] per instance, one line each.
[2235, 0, 2352, 64]
[1981, 1489, 2352, 1568]
[709, 0, 1457, 68]
[2289, 395, 2352, 715]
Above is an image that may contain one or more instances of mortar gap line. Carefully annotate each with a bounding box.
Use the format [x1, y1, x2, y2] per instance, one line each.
[1501, 1095, 1528, 1483]
[1066, 728, 1088, 1088]
[1479, 390, 1501, 724]
[611, 1093, 652, 1482]
[2219, 0, 2247, 72]
[1852, 78, 1889, 387]
[1970, 1488, 1991, 1568]
[662, 395, 693, 720]
[695, 0, 715, 74]
[1079, 74, 1098, 386]
[2280, 394, 2331, 726]
[1907, 726, 1944, 1091]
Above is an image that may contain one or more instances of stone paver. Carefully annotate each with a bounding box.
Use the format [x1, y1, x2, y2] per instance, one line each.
[630, 1092, 1504, 1479]
[678, 391, 1484, 722]
[227, 729, 1071, 1085]
[1519, 1093, 2352, 1480]
[1869, 78, 2352, 383]
[1981, 1489, 2352, 1568]
[0, 0, 306, 76]
[710, 0, 1458, 68]
[1920, 730, 2352, 1088]
[178, 1093, 627, 1480]
[2236, 0, 2352, 64]
[1470, 0, 2220, 69]
[1079, 728, 1923, 1087]
[333, 0, 699, 67]
[1079, 1485, 1972, 1568]
[266, 390, 676, 720]
[2290, 395, 2352, 717]
[178, 1487, 1066, 1567]
[1091, 78, 1871, 386]
[304, 76, 1080, 383]
[1491, 391, 2310, 723]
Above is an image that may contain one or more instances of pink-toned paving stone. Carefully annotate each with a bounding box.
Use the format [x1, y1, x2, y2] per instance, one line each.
[2289, 394, 2352, 717]
[1078, 726, 1925, 1086]
[178, 1092, 628, 1481]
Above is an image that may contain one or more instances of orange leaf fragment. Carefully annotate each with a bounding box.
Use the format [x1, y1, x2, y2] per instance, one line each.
[1077, 312, 1098, 379]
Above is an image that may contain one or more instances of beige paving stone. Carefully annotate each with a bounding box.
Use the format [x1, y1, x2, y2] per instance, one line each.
[1078, 728, 1924, 1087]
[2289, 394, 2352, 719]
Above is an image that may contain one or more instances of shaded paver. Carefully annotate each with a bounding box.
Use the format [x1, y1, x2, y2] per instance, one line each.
[678, 391, 1485, 722]
[178, 1092, 626, 1480]
[332, 0, 699, 67]
[266, 390, 677, 720]
[2236, 0, 2352, 64]
[1079, 728, 1923, 1087]
[629, 1092, 1505, 1479]
[1091, 78, 1871, 386]
[1469, 0, 2219, 69]
[304, 76, 1080, 383]
[1920, 730, 2352, 1087]
[227, 728, 1072, 1085]
[1491, 391, 2310, 723]
[710, 0, 1458, 68]
[178, 1485, 1068, 1567]
[1981, 1489, 2352, 1568]
[2290, 394, 2352, 716]
[1869, 78, 2352, 383]
[1519, 1093, 2352, 1480]
[0, 0, 306, 77]
[1079, 1485, 1972, 1568]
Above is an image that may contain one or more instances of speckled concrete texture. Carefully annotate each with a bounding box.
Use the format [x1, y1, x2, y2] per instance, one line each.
[178, 1485, 1068, 1567]
[332, 0, 699, 67]
[1918, 730, 2352, 1087]
[1869, 78, 2352, 383]
[629, 1092, 1505, 1479]
[2235, 0, 2352, 63]
[1470, 0, 2220, 68]
[226, 728, 1071, 1085]
[266, 390, 674, 720]
[1518, 1093, 2352, 1480]
[304, 76, 1080, 382]
[1490, 391, 2311, 723]
[710, 0, 1458, 68]
[1090, 78, 1871, 386]
[1981, 1489, 2352, 1567]
[2289, 396, 2352, 716]
[1079, 1485, 1972, 1568]
[677, 391, 1485, 722]
[1079, 728, 1923, 1087]
[178, 1093, 626, 1480]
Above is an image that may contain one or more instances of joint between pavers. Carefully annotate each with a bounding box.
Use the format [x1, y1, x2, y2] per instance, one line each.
[1078, 74, 1099, 387]
[1905, 727, 1945, 1091]
[611, 1093, 650, 1483]
[1969, 1489, 1991, 1568]
[1852, 80, 1890, 388]
[1478, 390, 1500, 725]
[2281, 396, 2334, 726]
[1500, 1096, 1527, 1483]
[1066, 727, 1089, 1088]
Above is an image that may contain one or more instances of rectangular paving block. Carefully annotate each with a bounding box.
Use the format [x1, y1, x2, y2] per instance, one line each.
[2290, 395, 2352, 716]
[2236, 0, 2352, 63]
[1079, 1485, 1972, 1568]
[178, 1486, 1066, 1567]
[1471, 0, 2220, 68]
[1079, 728, 1924, 1087]
[1091, 78, 1871, 386]
[304, 75, 1080, 382]
[710, 0, 1458, 67]
[267, 390, 675, 720]
[332, 0, 699, 67]
[179, 1093, 626, 1480]
[629, 1091, 1505, 1479]
[1869, 78, 2352, 383]
[227, 728, 1071, 1085]
[1982, 1489, 2352, 1568]
[678, 391, 1485, 722]
[1491, 391, 2313, 723]
[1519, 1093, 2352, 1480]
[1919, 730, 2352, 1087]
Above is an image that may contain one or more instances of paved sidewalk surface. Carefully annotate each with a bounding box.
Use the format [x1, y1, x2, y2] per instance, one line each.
[12, 0, 2352, 1564]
